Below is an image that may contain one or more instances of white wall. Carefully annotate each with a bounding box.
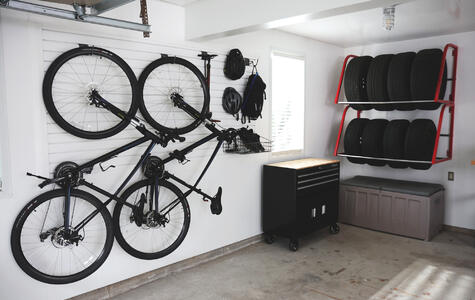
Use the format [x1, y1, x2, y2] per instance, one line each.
[0, 3, 342, 300]
[342, 31, 475, 230]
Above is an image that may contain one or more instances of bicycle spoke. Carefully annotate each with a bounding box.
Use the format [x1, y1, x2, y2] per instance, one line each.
[45, 47, 136, 138]
[116, 180, 189, 258]
[140, 57, 207, 134]
[17, 193, 109, 279]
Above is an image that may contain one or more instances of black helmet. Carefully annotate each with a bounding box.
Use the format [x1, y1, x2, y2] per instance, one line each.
[224, 49, 245, 80]
[222, 87, 243, 120]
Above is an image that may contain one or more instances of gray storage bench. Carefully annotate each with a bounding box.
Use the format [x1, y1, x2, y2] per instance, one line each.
[339, 176, 444, 241]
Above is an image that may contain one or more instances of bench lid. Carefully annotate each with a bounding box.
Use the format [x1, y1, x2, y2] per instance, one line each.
[341, 176, 444, 197]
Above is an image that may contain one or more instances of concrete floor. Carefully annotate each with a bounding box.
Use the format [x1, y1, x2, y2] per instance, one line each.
[110, 225, 475, 300]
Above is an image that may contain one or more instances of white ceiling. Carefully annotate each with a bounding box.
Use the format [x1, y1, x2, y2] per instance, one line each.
[159, 0, 201, 6]
[279, 0, 475, 47]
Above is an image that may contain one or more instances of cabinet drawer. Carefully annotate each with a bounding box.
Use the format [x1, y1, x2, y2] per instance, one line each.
[297, 165, 339, 190]
[297, 174, 339, 191]
[297, 163, 339, 176]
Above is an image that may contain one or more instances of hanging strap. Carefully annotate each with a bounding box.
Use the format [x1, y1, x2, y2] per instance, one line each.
[241, 72, 259, 116]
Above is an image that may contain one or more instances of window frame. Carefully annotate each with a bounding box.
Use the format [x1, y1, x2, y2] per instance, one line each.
[0, 24, 11, 197]
[270, 50, 306, 156]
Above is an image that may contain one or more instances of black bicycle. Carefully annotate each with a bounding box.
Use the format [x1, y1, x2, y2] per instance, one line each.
[11, 46, 236, 284]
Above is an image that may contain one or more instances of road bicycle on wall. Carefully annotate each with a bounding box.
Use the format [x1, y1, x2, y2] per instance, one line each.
[11, 45, 237, 284]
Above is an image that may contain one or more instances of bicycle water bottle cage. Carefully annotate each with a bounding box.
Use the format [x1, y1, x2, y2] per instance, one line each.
[99, 155, 117, 172]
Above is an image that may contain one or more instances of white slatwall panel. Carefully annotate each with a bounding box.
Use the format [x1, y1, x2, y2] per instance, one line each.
[41, 29, 256, 172]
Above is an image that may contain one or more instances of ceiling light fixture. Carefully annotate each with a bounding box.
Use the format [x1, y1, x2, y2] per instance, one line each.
[383, 5, 396, 31]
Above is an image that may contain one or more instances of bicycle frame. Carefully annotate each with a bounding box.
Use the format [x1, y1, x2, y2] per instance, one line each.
[53, 89, 231, 234]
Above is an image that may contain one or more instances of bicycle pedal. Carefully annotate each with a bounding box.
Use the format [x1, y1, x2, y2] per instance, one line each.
[210, 187, 222, 215]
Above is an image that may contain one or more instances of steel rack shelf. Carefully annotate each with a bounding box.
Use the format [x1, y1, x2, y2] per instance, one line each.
[333, 43, 458, 166]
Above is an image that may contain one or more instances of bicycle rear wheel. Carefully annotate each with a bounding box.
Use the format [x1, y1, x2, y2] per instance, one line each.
[43, 46, 138, 139]
[11, 189, 114, 284]
[113, 179, 190, 260]
[138, 56, 210, 135]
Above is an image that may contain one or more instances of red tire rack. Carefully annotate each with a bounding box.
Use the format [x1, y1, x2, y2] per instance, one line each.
[333, 43, 458, 166]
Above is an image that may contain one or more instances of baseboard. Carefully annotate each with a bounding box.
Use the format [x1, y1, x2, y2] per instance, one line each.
[442, 224, 475, 236]
[68, 234, 263, 300]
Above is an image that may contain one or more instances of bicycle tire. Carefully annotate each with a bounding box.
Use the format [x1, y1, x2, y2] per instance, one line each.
[138, 56, 210, 135]
[11, 189, 114, 284]
[43, 46, 138, 139]
[113, 179, 191, 260]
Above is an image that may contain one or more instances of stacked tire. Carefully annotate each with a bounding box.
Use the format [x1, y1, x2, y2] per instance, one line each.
[343, 48, 447, 109]
[344, 56, 373, 110]
[344, 118, 436, 170]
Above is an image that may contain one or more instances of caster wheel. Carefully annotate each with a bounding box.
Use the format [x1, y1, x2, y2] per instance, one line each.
[289, 239, 299, 252]
[264, 234, 275, 244]
[329, 224, 340, 234]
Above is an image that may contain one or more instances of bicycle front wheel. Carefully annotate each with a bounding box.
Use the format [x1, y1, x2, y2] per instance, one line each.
[43, 46, 138, 139]
[138, 56, 210, 135]
[11, 189, 114, 284]
[113, 179, 190, 260]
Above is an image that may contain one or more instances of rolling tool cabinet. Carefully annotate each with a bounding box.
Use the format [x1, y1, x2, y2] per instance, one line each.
[263, 158, 340, 251]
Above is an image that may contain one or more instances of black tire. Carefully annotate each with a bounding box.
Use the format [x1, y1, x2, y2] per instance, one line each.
[11, 189, 114, 284]
[43, 46, 138, 139]
[264, 234, 275, 244]
[367, 54, 394, 111]
[383, 120, 410, 168]
[113, 179, 191, 260]
[344, 118, 370, 164]
[405, 119, 436, 170]
[289, 239, 299, 252]
[410, 49, 447, 110]
[344, 56, 373, 110]
[138, 56, 210, 135]
[329, 224, 340, 234]
[387, 52, 416, 110]
[361, 119, 389, 166]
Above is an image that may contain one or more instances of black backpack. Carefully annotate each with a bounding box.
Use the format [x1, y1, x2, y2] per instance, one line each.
[222, 87, 243, 120]
[224, 49, 245, 80]
[241, 73, 266, 124]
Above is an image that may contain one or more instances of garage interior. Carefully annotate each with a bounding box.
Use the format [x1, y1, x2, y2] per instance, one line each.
[0, 0, 474, 300]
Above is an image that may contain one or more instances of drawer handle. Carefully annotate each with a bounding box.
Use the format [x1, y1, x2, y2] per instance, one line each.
[297, 178, 339, 190]
[298, 173, 339, 185]
[297, 168, 339, 178]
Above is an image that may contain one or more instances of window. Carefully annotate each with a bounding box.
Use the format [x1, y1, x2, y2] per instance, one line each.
[271, 52, 305, 153]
